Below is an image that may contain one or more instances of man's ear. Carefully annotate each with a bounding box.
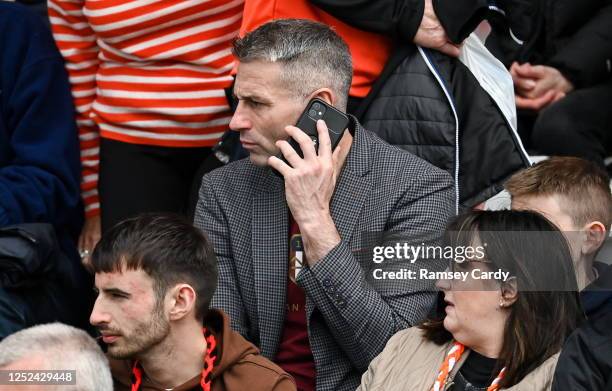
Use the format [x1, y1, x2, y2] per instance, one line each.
[581, 221, 606, 256]
[310, 88, 335, 107]
[168, 284, 197, 321]
[500, 277, 518, 307]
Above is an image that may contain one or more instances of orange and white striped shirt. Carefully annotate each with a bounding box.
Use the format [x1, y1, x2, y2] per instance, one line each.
[49, 0, 243, 217]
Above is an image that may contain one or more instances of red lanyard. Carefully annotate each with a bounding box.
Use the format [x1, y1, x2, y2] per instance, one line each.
[131, 328, 217, 391]
[431, 341, 506, 391]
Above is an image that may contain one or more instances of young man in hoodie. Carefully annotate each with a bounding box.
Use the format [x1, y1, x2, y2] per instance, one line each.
[89, 213, 296, 391]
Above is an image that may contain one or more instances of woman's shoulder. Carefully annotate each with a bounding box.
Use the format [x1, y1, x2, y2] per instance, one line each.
[387, 327, 431, 347]
[377, 327, 450, 366]
[505, 352, 560, 391]
[357, 327, 451, 391]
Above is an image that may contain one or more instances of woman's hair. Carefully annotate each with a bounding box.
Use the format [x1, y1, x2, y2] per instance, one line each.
[421, 210, 584, 388]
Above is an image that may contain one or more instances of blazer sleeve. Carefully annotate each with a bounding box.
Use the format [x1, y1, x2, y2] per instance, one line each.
[194, 174, 250, 338]
[308, 0, 489, 43]
[296, 164, 454, 371]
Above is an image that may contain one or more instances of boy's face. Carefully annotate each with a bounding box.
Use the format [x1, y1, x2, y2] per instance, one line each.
[512, 194, 583, 262]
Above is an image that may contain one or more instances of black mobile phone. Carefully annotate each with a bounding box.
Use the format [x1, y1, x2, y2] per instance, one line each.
[279, 98, 349, 167]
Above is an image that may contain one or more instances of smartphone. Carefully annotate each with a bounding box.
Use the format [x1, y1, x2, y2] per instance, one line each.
[278, 98, 349, 168]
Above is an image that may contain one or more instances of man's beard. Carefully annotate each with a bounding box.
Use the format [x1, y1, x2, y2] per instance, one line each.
[107, 300, 171, 359]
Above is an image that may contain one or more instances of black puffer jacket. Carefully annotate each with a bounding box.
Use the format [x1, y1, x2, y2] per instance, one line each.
[313, 0, 530, 210]
[358, 45, 529, 210]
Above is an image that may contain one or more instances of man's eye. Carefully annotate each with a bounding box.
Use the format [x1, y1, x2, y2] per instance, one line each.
[111, 293, 128, 299]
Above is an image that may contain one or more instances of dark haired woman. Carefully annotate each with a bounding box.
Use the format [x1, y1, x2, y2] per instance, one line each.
[357, 210, 584, 391]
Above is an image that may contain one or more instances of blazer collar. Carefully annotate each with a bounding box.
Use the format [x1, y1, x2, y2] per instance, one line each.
[343, 114, 372, 178]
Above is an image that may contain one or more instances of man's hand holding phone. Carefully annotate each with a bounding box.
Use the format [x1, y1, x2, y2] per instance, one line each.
[268, 119, 344, 265]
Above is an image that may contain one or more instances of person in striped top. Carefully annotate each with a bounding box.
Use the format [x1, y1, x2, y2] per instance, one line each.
[49, 0, 243, 259]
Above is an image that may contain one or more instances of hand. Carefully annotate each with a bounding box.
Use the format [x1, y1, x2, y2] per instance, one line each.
[268, 120, 343, 264]
[510, 62, 573, 110]
[414, 0, 460, 57]
[79, 215, 101, 272]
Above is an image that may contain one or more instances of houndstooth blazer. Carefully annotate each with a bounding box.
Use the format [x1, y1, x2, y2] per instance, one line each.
[195, 118, 454, 391]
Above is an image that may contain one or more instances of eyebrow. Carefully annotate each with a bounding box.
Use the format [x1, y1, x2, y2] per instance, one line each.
[233, 91, 270, 103]
[100, 287, 132, 297]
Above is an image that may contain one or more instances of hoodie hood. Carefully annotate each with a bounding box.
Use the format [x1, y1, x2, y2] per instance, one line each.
[205, 309, 260, 378]
[581, 262, 612, 320]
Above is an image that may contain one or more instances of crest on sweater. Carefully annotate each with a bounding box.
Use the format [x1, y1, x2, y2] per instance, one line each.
[289, 234, 304, 283]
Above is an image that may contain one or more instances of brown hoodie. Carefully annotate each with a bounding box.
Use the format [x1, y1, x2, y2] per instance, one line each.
[108, 309, 296, 391]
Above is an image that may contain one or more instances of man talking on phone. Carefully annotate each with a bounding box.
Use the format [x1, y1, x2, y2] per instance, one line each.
[194, 19, 454, 391]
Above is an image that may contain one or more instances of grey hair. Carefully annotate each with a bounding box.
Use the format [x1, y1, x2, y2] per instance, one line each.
[0, 323, 113, 391]
[233, 18, 353, 110]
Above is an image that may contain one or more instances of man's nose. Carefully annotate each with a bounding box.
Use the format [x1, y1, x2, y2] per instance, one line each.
[229, 102, 251, 132]
[89, 296, 111, 326]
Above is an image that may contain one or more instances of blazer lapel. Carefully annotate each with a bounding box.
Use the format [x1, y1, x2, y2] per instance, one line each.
[252, 168, 288, 358]
[330, 169, 371, 244]
[330, 118, 373, 243]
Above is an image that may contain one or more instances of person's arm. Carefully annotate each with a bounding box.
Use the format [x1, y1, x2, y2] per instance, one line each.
[296, 167, 453, 370]
[269, 121, 454, 370]
[547, 0, 612, 88]
[49, 0, 101, 253]
[268, 120, 453, 370]
[0, 5, 80, 228]
[309, 0, 489, 43]
[194, 174, 250, 338]
[309, 0, 425, 43]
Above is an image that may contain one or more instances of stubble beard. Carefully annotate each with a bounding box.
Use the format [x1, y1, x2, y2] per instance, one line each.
[107, 301, 171, 360]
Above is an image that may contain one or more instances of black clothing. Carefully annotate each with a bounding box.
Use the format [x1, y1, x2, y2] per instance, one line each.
[519, 81, 612, 166]
[552, 310, 612, 391]
[551, 262, 612, 391]
[0, 224, 91, 339]
[450, 351, 498, 391]
[487, 0, 612, 166]
[488, 0, 612, 89]
[581, 262, 612, 320]
[15, 0, 48, 26]
[310, 0, 491, 44]
[359, 46, 529, 208]
[99, 139, 211, 231]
